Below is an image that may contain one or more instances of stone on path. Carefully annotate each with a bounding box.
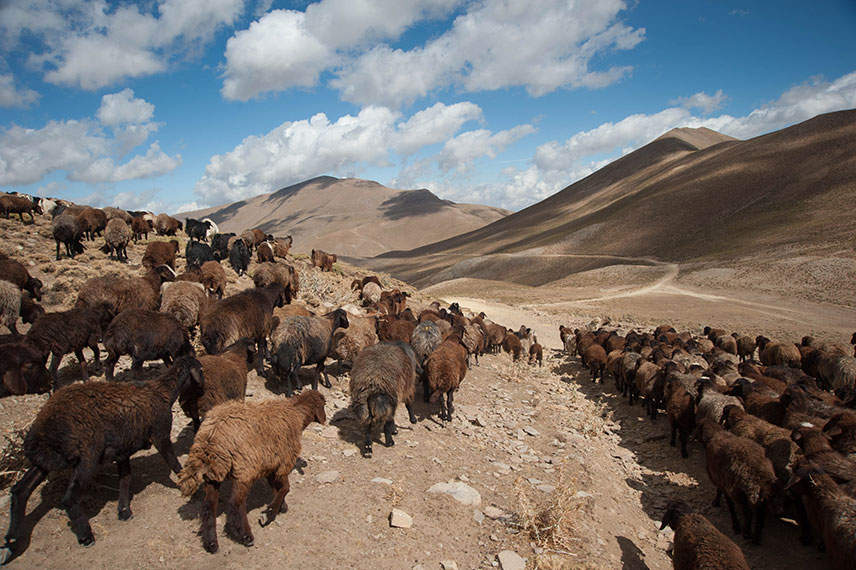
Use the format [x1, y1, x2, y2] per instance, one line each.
[315, 470, 339, 484]
[497, 550, 526, 570]
[389, 509, 413, 529]
[440, 561, 458, 570]
[427, 481, 482, 506]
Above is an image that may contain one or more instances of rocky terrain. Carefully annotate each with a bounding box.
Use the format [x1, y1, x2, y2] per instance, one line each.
[0, 212, 844, 570]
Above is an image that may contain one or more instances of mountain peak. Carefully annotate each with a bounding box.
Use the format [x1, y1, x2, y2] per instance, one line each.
[655, 126, 737, 150]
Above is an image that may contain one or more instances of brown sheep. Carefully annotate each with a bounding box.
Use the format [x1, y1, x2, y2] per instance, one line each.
[256, 241, 275, 263]
[25, 302, 114, 385]
[160, 281, 208, 338]
[311, 248, 337, 272]
[721, 404, 798, 483]
[142, 239, 179, 269]
[0, 258, 43, 301]
[178, 339, 255, 430]
[425, 326, 468, 421]
[659, 500, 750, 570]
[252, 262, 299, 303]
[502, 331, 522, 361]
[103, 309, 194, 381]
[376, 314, 415, 343]
[332, 314, 378, 374]
[665, 377, 696, 458]
[76, 207, 107, 241]
[0, 194, 42, 223]
[271, 236, 292, 258]
[349, 342, 419, 457]
[791, 425, 856, 488]
[0, 357, 201, 557]
[155, 213, 182, 236]
[102, 206, 132, 223]
[0, 342, 52, 397]
[51, 212, 86, 260]
[100, 218, 132, 262]
[581, 343, 607, 383]
[823, 412, 856, 455]
[0, 281, 21, 335]
[177, 390, 326, 553]
[698, 419, 778, 544]
[528, 342, 543, 367]
[76, 265, 175, 314]
[200, 260, 227, 299]
[756, 336, 801, 368]
[131, 215, 150, 242]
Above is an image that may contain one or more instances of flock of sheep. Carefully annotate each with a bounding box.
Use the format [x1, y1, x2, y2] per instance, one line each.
[2, 192, 855, 569]
[0, 194, 542, 561]
[562, 322, 856, 569]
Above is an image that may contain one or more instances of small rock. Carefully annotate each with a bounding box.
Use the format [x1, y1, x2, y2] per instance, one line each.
[523, 426, 540, 436]
[484, 506, 507, 520]
[389, 509, 413, 529]
[315, 470, 339, 484]
[536, 484, 556, 494]
[440, 561, 458, 570]
[575, 490, 593, 499]
[342, 449, 357, 457]
[460, 428, 474, 437]
[473, 509, 485, 524]
[490, 534, 500, 541]
[474, 415, 488, 427]
[320, 426, 338, 438]
[371, 477, 393, 485]
[428, 481, 482, 506]
[527, 477, 543, 485]
[497, 550, 526, 570]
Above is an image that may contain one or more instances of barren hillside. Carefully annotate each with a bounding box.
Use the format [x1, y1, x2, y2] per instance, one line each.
[181, 176, 509, 258]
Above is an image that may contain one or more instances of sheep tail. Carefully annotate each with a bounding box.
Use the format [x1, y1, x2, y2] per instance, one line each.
[177, 456, 205, 497]
[177, 445, 228, 497]
[355, 393, 395, 426]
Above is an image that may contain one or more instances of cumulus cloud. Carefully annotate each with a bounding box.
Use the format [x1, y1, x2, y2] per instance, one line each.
[194, 100, 535, 205]
[1, 0, 245, 90]
[0, 73, 39, 108]
[671, 90, 728, 114]
[97, 89, 155, 126]
[222, 0, 643, 105]
[0, 90, 179, 186]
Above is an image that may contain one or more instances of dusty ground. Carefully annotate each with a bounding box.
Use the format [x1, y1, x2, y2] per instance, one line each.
[0, 213, 850, 569]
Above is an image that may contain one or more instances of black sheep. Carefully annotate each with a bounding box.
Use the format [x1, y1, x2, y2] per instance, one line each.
[210, 232, 235, 261]
[185, 241, 216, 269]
[185, 218, 212, 242]
[51, 213, 86, 260]
[229, 239, 251, 276]
[103, 309, 194, 381]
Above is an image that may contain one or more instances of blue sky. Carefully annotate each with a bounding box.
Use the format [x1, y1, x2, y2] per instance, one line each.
[1, 1, 854, 214]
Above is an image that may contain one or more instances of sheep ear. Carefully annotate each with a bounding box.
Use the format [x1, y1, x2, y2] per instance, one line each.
[190, 365, 204, 387]
[823, 424, 843, 437]
[3, 369, 27, 396]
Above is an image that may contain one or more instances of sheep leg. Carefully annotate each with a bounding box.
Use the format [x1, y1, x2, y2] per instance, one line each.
[200, 482, 220, 554]
[320, 362, 331, 389]
[55, 240, 61, 261]
[48, 353, 61, 384]
[712, 488, 722, 507]
[794, 500, 813, 545]
[679, 427, 689, 459]
[363, 424, 373, 458]
[724, 495, 741, 535]
[669, 421, 677, 447]
[62, 463, 96, 546]
[74, 348, 89, 381]
[740, 498, 753, 540]
[751, 500, 767, 545]
[1, 465, 48, 562]
[116, 457, 134, 521]
[105, 352, 118, 382]
[152, 431, 182, 475]
[260, 474, 290, 526]
[225, 481, 254, 547]
[383, 421, 396, 447]
[406, 403, 417, 424]
[446, 391, 455, 421]
[131, 357, 144, 379]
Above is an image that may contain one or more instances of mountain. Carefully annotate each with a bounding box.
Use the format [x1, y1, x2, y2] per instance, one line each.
[360, 110, 856, 288]
[180, 177, 509, 258]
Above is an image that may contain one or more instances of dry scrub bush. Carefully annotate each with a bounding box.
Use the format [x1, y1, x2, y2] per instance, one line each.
[513, 467, 585, 562]
[0, 429, 28, 490]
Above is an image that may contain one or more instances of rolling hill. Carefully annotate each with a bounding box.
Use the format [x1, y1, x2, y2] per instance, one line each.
[180, 176, 509, 258]
[360, 110, 856, 290]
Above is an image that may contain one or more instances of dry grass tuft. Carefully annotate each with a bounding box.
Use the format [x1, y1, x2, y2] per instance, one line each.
[0, 428, 29, 490]
[513, 466, 586, 566]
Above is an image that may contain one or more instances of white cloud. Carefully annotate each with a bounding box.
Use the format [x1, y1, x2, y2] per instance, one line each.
[221, 10, 332, 101]
[437, 125, 537, 173]
[194, 100, 536, 206]
[670, 90, 728, 114]
[83, 188, 167, 213]
[0, 90, 179, 186]
[2, 0, 245, 90]
[222, 0, 642, 105]
[0, 73, 39, 108]
[479, 71, 856, 211]
[97, 89, 155, 126]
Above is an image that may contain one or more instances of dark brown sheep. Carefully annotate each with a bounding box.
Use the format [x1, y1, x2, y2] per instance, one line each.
[155, 213, 182, 236]
[0, 194, 42, 223]
[199, 285, 286, 374]
[698, 419, 778, 544]
[659, 500, 750, 570]
[51, 212, 86, 260]
[75, 265, 175, 314]
[253, 262, 299, 303]
[25, 302, 114, 385]
[581, 343, 607, 383]
[756, 336, 801, 368]
[75, 206, 107, 241]
[178, 339, 255, 430]
[160, 281, 208, 337]
[0, 258, 43, 301]
[142, 239, 180, 269]
[0, 342, 52, 397]
[791, 425, 856, 488]
[0, 357, 201, 559]
[665, 376, 696, 458]
[131, 215, 150, 242]
[528, 342, 543, 367]
[823, 411, 856, 455]
[502, 331, 523, 361]
[177, 390, 326, 553]
[349, 341, 419, 456]
[103, 309, 194, 381]
[425, 326, 468, 421]
[100, 218, 132, 262]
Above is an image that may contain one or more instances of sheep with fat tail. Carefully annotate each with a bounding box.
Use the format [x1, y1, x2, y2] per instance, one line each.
[177, 390, 326, 553]
[659, 499, 750, 570]
[349, 341, 419, 457]
[0, 357, 201, 562]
